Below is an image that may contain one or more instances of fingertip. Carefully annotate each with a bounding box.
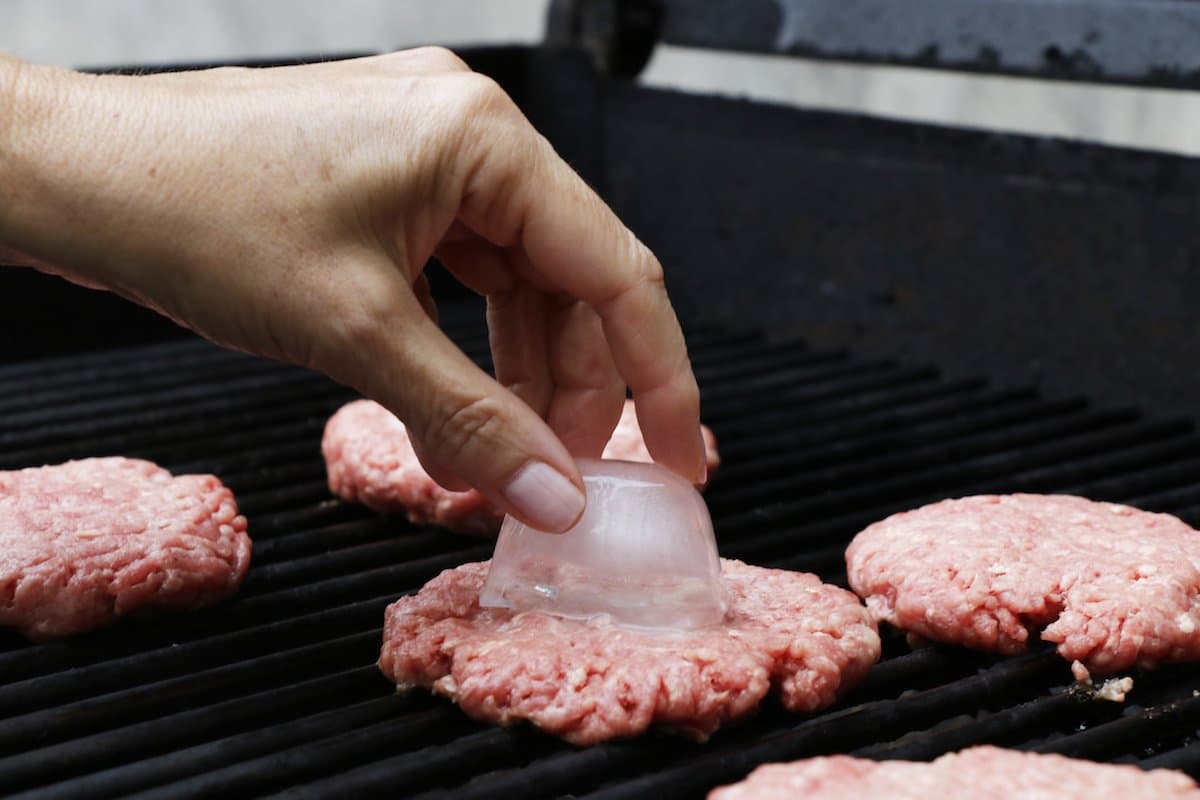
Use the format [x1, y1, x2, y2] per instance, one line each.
[631, 379, 704, 485]
[669, 429, 708, 487]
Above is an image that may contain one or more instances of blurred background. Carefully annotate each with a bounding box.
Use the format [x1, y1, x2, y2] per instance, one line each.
[4, 0, 1200, 156]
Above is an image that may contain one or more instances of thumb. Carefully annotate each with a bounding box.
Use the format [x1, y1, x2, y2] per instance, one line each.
[352, 290, 586, 533]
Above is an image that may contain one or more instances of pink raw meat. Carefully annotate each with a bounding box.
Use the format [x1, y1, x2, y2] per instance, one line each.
[0, 457, 251, 640]
[846, 494, 1200, 675]
[708, 746, 1200, 799]
[379, 559, 879, 745]
[322, 398, 721, 535]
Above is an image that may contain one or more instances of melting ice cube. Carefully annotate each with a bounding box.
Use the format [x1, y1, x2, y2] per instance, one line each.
[480, 458, 727, 631]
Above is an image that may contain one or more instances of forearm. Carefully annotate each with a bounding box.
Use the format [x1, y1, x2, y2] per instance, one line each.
[0, 55, 33, 265]
[0, 58, 62, 259]
[0, 59, 196, 300]
[2, 60, 112, 271]
[0, 54, 22, 154]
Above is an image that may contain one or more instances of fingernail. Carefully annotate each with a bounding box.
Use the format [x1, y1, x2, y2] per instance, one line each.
[504, 461, 586, 533]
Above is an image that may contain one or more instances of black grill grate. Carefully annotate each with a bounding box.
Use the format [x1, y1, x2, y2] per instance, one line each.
[2, 303, 1199, 798]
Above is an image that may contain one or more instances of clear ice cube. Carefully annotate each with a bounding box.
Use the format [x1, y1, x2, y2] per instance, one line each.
[480, 458, 727, 631]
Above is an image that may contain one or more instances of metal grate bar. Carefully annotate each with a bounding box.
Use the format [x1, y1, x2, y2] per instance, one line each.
[20, 696, 433, 800]
[0, 337, 214, 383]
[716, 416, 1168, 537]
[122, 707, 474, 800]
[1035, 688, 1200, 762]
[448, 653, 1065, 800]
[1143, 744, 1200, 775]
[3, 320, 1199, 797]
[0, 595, 391, 714]
[0, 346, 255, 414]
[0, 665, 385, 793]
[708, 398, 1095, 515]
[0, 545, 489, 687]
[0, 631, 382, 764]
[712, 393, 1076, 484]
[0, 374, 344, 466]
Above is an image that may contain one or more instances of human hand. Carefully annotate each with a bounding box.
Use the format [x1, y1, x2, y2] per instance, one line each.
[0, 49, 705, 531]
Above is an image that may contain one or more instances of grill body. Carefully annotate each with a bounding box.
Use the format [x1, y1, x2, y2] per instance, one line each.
[1, 306, 1199, 797]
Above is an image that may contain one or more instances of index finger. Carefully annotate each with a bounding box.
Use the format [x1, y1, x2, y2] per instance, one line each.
[457, 120, 705, 482]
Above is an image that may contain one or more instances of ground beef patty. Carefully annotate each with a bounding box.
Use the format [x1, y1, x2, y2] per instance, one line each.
[323, 398, 721, 535]
[708, 746, 1200, 799]
[0, 457, 251, 640]
[846, 494, 1200, 676]
[379, 559, 879, 745]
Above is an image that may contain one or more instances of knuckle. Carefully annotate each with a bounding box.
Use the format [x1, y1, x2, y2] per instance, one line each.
[632, 237, 665, 286]
[413, 45, 470, 72]
[425, 395, 507, 465]
[429, 73, 522, 163]
[457, 72, 518, 118]
[599, 237, 665, 311]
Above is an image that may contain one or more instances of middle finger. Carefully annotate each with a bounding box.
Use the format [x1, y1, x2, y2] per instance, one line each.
[545, 296, 625, 458]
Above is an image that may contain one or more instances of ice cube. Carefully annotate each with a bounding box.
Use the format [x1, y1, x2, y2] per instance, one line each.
[480, 458, 727, 631]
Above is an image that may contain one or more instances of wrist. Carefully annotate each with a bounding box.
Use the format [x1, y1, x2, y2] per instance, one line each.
[0, 59, 80, 259]
[0, 55, 22, 139]
[0, 56, 32, 256]
[0, 61, 148, 281]
[0, 56, 26, 264]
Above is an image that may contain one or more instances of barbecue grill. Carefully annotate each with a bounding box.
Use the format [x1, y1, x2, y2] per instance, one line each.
[4, 1, 1200, 796]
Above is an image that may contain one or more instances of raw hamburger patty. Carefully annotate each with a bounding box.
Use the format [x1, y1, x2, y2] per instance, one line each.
[322, 398, 721, 535]
[0, 457, 251, 640]
[379, 559, 879, 745]
[708, 746, 1200, 799]
[846, 494, 1200, 675]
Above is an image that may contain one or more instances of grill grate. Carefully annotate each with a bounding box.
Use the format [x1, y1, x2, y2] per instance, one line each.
[1, 302, 1199, 798]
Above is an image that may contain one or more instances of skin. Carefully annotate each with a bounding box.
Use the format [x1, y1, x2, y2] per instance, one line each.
[0, 48, 705, 532]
